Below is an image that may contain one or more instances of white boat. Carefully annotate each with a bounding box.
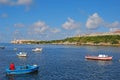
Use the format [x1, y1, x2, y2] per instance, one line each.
[17, 52, 27, 57]
[32, 48, 42, 52]
[85, 54, 112, 61]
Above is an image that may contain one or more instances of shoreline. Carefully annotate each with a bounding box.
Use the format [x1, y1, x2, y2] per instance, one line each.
[11, 42, 120, 47]
[52, 42, 120, 47]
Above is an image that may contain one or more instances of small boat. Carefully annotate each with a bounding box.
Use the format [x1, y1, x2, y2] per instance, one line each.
[17, 52, 27, 57]
[0, 46, 5, 49]
[6, 64, 39, 75]
[14, 48, 18, 51]
[32, 48, 42, 52]
[85, 54, 112, 61]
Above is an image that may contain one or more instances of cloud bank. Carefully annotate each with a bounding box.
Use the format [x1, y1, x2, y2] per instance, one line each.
[62, 17, 81, 30]
[86, 13, 104, 29]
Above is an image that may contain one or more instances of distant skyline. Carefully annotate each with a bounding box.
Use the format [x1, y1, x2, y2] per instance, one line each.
[0, 0, 120, 42]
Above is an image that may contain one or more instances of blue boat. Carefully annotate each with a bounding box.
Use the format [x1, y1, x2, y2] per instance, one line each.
[6, 65, 39, 75]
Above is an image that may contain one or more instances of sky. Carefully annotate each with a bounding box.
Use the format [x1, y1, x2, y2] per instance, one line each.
[0, 0, 120, 42]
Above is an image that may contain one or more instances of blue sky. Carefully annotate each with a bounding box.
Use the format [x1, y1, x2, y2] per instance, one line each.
[0, 0, 120, 42]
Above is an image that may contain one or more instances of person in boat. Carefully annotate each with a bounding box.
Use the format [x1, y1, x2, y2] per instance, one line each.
[9, 63, 15, 70]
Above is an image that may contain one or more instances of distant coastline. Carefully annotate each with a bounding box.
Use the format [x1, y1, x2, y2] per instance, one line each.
[11, 35, 120, 46]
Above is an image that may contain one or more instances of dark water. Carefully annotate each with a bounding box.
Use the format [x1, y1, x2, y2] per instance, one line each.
[0, 43, 120, 80]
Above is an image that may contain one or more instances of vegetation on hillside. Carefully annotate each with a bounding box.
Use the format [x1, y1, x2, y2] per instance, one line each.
[63, 35, 120, 44]
[20, 35, 120, 45]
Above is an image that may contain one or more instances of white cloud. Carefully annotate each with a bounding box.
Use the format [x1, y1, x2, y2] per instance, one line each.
[105, 21, 120, 32]
[0, 0, 9, 4]
[32, 21, 49, 34]
[86, 13, 103, 29]
[50, 28, 60, 33]
[13, 30, 20, 35]
[0, 13, 8, 18]
[109, 28, 120, 32]
[14, 23, 25, 27]
[105, 21, 120, 28]
[0, 0, 33, 6]
[17, 0, 32, 5]
[62, 17, 81, 30]
[31, 21, 61, 34]
[26, 20, 64, 40]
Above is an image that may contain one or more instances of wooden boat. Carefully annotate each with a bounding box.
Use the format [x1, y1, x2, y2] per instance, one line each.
[17, 52, 27, 57]
[85, 54, 112, 61]
[32, 48, 42, 52]
[6, 65, 39, 75]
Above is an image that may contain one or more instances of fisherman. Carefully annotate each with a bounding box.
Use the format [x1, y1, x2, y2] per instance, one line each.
[9, 63, 15, 70]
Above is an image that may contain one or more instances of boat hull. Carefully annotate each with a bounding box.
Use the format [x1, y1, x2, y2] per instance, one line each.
[17, 54, 27, 57]
[6, 65, 39, 75]
[85, 56, 112, 61]
[32, 48, 42, 52]
[17, 52, 27, 57]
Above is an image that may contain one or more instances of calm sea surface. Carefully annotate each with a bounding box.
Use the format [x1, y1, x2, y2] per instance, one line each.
[0, 43, 120, 80]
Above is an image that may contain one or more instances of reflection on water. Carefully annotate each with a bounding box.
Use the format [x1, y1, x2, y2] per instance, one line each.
[97, 61, 112, 65]
[6, 71, 39, 80]
[7, 75, 14, 80]
[18, 57, 27, 60]
[85, 59, 112, 66]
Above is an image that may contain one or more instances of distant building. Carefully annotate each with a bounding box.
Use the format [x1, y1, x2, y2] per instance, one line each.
[11, 40, 37, 44]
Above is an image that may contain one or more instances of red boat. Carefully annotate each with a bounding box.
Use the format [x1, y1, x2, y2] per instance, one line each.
[85, 54, 112, 61]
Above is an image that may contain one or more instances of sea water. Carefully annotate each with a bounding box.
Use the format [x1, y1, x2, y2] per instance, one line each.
[0, 43, 120, 80]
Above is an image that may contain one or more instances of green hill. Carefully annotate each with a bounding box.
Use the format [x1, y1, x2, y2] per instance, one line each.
[20, 35, 120, 46]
